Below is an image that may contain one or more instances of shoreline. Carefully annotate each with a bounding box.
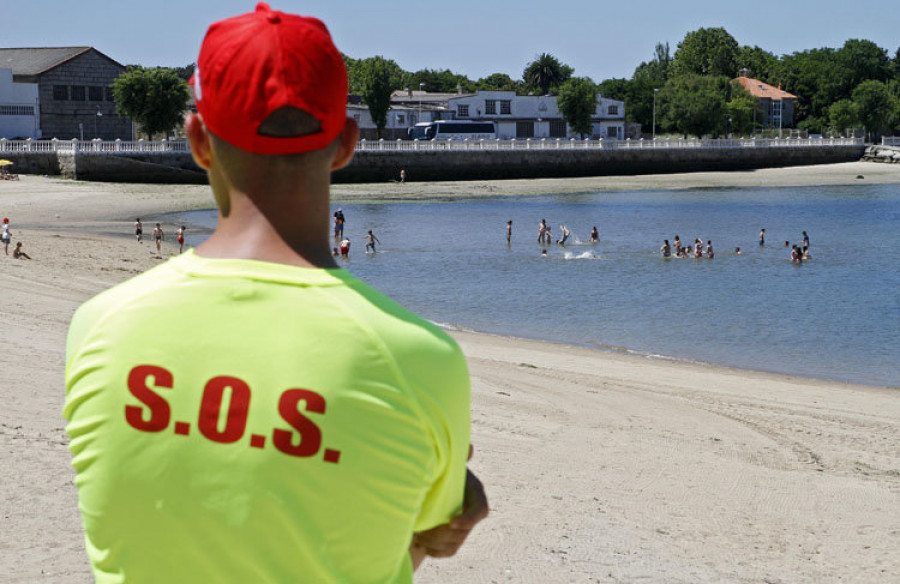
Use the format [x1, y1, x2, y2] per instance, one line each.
[2, 163, 899, 583]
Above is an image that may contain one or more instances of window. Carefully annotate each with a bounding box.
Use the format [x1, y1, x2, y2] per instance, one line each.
[549, 120, 567, 138]
[105, 87, 115, 101]
[516, 121, 534, 138]
[457, 104, 469, 117]
[89, 86, 103, 101]
[607, 105, 618, 115]
[71, 86, 86, 101]
[53, 85, 69, 100]
[0, 105, 34, 116]
[607, 126, 618, 138]
[500, 100, 511, 115]
[397, 114, 405, 125]
[485, 99, 496, 115]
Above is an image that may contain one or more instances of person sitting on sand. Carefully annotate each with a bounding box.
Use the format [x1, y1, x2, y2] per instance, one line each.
[590, 226, 599, 243]
[12, 242, 31, 259]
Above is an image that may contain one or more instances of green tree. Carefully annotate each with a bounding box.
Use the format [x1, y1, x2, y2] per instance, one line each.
[661, 75, 729, 138]
[828, 99, 858, 136]
[475, 73, 520, 92]
[673, 27, 739, 78]
[113, 66, 190, 140]
[726, 84, 758, 136]
[838, 40, 891, 88]
[556, 77, 597, 138]
[735, 46, 779, 82]
[852, 80, 895, 141]
[360, 56, 398, 138]
[523, 53, 572, 95]
[403, 69, 474, 94]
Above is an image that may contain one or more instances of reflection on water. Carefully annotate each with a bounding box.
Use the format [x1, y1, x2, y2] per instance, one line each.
[168, 184, 900, 387]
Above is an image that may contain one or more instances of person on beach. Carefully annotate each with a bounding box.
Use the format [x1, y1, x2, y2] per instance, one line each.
[706, 240, 714, 259]
[538, 219, 547, 244]
[63, 6, 486, 583]
[334, 209, 347, 239]
[506, 220, 512, 245]
[399, 168, 406, 183]
[176, 226, 187, 254]
[589, 226, 599, 243]
[557, 224, 570, 246]
[152, 223, 164, 256]
[2, 217, 11, 255]
[12, 241, 30, 259]
[135, 218, 143, 243]
[759, 228, 765, 246]
[661, 239, 671, 257]
[364, 229, 380, 253]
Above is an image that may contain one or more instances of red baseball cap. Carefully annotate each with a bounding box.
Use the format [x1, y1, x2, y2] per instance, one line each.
[190, 3, 348, 155]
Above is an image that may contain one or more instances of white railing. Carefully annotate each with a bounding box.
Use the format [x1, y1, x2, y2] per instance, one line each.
[881, 137, 900, 146]
[0, 136, 864, 154]
[0, 138, 190, 153]
[354, 136, 864, 152]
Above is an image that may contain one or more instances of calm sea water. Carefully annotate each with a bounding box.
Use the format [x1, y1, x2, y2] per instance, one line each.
[169, 184, 900, 387]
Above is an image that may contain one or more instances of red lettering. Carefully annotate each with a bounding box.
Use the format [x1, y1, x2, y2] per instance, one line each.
[198, 376, 250, 444]
[125, 365, 173, 432]
[273, 389, 324, 457]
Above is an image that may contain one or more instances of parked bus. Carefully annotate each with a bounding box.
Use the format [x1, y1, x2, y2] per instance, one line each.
[409, 121, 496, 140]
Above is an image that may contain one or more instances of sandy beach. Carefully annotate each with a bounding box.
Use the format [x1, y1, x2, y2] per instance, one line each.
[1, 162, 898, 583]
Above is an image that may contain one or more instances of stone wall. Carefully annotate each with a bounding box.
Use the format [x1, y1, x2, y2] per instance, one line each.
[38, 50, 132, 141]
[862, 145, 900, 163]
[2, 144, 866, 184]
[333, 144, 867, 183]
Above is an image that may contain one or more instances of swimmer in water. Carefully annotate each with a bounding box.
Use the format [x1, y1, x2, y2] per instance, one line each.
[589, 226, 599, 243]
[706, 240, 714, 259]
[661, 239, 671, 257]
[735, 247, 744, 255]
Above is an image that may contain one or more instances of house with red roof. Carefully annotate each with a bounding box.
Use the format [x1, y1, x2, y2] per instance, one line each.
[733, 74, 797, 131]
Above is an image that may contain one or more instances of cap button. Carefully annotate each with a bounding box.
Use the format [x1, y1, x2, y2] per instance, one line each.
[267, 12, 281, 23]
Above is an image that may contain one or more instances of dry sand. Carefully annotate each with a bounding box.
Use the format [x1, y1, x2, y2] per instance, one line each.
[1, 162, 898, 583]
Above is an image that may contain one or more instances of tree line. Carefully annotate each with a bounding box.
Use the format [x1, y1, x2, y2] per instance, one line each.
[111, 28, 900, 141]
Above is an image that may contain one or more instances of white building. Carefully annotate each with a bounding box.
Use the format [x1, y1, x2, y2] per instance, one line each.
[447, 91, 625, 140]
[0, 68, 40, 139]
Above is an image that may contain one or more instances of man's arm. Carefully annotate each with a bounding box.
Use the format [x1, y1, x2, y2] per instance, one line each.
[409, 467, 489, 570]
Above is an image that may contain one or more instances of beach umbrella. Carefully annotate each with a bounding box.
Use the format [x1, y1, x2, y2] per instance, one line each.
[0, 160, 14, 166]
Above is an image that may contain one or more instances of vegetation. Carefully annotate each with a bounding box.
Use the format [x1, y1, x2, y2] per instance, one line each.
[556, 78, 597, 138]
[220, 28, 900, 141]
[113, 67, 191, 140]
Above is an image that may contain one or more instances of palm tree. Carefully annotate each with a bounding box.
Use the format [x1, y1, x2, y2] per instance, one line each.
[523, 53, 566, 95]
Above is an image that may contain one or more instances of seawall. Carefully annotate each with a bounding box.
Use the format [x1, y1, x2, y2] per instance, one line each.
[0, 143, 867, 184]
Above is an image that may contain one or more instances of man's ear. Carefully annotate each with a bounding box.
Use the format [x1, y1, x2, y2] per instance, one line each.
[185, 113, 212, 170]
[331, 117, 358, 171]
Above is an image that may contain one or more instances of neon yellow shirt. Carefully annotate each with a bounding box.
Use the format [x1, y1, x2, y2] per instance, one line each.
[64, 251, 470, 583]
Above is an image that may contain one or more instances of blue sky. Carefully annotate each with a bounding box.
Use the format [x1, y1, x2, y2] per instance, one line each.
[7, 1, 899, 82]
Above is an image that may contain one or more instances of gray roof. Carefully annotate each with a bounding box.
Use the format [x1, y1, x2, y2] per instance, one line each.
[0, 47, 123, 80]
